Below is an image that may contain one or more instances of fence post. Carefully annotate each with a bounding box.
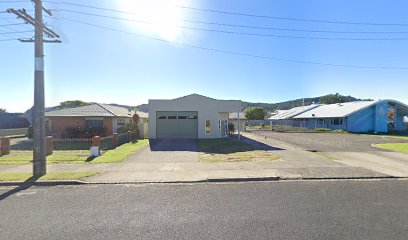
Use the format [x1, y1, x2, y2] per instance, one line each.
[90, 136, 101, 157]
[0, 137, 10, 156]
[112, 133, 118, 147]
[46, 136, 53, 156]
[127, 131, 132, 142]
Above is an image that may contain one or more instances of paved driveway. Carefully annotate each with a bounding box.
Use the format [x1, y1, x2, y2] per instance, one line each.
[129, 139, 200, 162]
[249, 130, 408, 177]
[249, 130, 408, 152]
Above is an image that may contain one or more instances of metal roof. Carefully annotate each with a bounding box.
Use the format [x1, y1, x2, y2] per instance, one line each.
[45, 103, 141, 118]
[293, 100, 408, 119]
[269, 105, 321, 120]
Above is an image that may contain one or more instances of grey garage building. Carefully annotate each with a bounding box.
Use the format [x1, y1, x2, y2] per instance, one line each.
[156, 111, 198, 139]
[148, 94, 241, 139]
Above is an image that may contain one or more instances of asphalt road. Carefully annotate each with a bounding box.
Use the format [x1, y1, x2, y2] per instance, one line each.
[249, 130, 408, 152]
[1, 180, 407, 240]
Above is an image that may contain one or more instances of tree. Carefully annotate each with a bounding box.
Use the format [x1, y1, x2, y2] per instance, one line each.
[244, 107, 267, 120]
[56, 100, 89, 109]
[319, 93, 348, 104]
[0, 108, 6, 113]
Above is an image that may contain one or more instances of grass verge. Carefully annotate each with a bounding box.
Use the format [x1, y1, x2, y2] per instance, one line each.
[0, 172, 99, 182]
[91, 139, 149, 163]
[199, 139, 279, 162]
[312, 151, 338, 160]
[0, 139, 149, 164]
[374, 143, 408, 153]
[364, 133, 408, 140]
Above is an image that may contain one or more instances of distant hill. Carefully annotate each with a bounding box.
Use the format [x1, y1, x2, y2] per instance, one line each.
[22, 94, 371, 117]
[242, 94, 372, 112]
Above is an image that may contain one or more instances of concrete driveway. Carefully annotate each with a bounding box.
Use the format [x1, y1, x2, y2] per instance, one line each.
[127, 139, 200, 163]
[249, 130, 408, 152]
[249, 130, 408, 177]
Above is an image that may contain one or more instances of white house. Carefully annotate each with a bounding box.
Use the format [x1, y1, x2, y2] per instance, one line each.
[148, 94, 241, 139]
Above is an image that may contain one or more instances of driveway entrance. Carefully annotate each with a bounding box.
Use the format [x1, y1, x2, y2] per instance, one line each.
[126, 139, 200, 163]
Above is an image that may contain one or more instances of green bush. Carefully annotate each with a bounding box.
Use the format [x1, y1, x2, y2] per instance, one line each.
[118, 123, 138, 134]
[27, 125, 33, 138]
[66, 126, 106, 138]
[228, 123, 235, 134]
[315, 128, 332, 132]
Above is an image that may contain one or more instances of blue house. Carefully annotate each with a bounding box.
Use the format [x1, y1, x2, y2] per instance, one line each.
[270, 100, 408, 133]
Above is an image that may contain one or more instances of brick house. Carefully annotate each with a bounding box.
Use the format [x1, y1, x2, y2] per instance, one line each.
[45, 103, 148, 138]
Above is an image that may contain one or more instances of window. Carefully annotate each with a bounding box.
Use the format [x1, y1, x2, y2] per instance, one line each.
[158, 116, 167, 120]
[188, 116, 198, 119]
[331, 118, 343, 125]
[117, 119, 126, 127]
[205, 120, 211, 134]
[317, 119, 325, 125]
[178, 116, 187, 119]
[168, 116, 177, 119]
[86, 119, 103, 128]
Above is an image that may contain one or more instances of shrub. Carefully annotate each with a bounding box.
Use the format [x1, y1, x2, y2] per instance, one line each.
[228, 123, 235, 135]
[118, 123, 138, 134]
[66, 126, 106, 138]
[27, 125, 33, 139]
[315, 128, 332, 132]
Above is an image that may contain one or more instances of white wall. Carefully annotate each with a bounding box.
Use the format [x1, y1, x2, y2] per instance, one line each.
[149, 94, 241, 139]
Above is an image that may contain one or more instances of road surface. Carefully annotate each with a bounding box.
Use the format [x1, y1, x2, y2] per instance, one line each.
[0, 180, 407, 240]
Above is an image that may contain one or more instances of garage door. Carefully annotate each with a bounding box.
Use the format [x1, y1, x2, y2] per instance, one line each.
[156, 111, 198, 139]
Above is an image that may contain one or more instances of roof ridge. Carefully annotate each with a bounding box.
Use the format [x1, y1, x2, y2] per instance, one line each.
[95, 103, 117, 117]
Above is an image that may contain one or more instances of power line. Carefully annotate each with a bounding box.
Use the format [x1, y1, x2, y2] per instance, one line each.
[0, 37, 18, 41]
[0, 30, 32, 34]
[49, 16, 408, 70]
[54, 8, 408, 35]
[45, 1, 408, 27]
[50, 9, 408, 41]
[0, 0, 29, 3]
[0, 22, 25, 27]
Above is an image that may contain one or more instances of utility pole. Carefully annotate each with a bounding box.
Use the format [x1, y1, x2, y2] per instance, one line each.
[8, 0, 60, 177]
[33, 0, 46, 177]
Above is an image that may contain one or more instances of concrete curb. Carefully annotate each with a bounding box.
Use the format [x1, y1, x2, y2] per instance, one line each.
[0, 180, 85, 187]
[1, 176, 406, 186]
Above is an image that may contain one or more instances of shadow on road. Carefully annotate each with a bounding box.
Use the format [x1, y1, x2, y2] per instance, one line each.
[0, 176, 39, 201]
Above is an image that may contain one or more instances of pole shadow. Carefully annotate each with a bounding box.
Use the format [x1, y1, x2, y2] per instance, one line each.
[0, 176, 39, 201]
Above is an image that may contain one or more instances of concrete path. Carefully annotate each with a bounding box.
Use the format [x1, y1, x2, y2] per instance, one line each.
[0, 135, 395, 183]
[248, 130, 408, 177]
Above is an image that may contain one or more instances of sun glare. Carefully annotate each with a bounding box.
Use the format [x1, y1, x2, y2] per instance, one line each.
[117, 0, 186, 41]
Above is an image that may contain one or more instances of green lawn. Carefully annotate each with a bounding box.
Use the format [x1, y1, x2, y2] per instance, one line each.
[365, 133, 408, 140]
[0, 172, 99, 182]
[0, 139, 149, 164]
[199, 139, 279, 162]
[374, 143, 408, 153]
[0, 150, 90, 164]
[91, 139, 148, 163]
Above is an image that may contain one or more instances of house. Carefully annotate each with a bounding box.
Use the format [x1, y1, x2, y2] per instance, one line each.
[270, 100, 408, 133]
[0, 113, 30, 129]
[45, 103, 148, 138]
[148, 94, 241, 139]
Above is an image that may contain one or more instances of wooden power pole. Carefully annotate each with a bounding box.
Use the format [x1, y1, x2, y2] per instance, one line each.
[7, 0, 60, 177]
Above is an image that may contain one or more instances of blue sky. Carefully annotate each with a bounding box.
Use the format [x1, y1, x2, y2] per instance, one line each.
[1, 0, 408, 112]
